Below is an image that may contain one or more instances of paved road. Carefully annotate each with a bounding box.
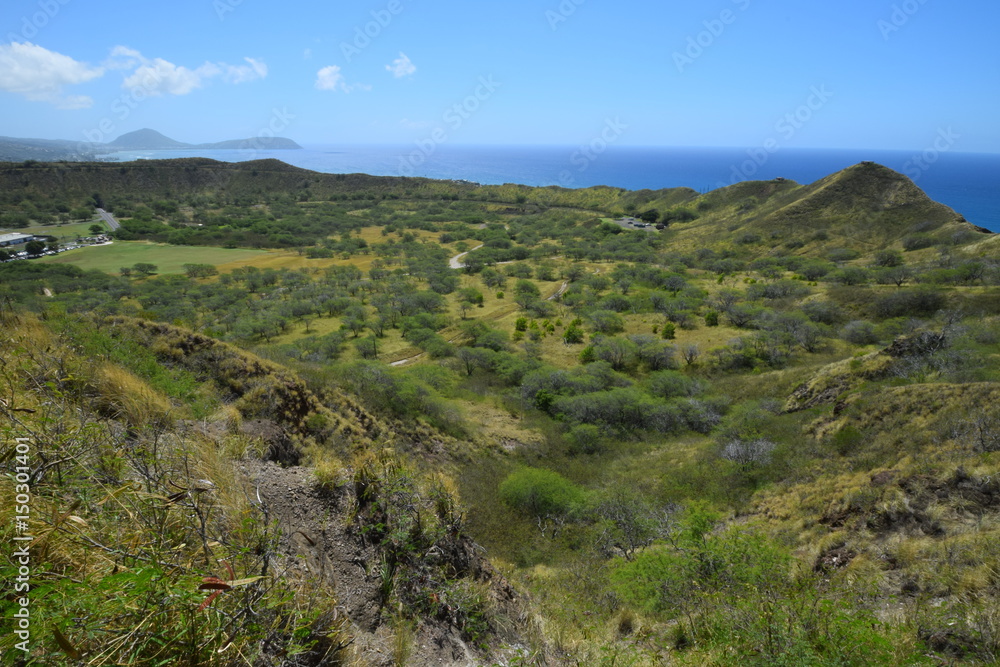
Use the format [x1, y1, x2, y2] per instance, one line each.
[95, 208, 121, 231]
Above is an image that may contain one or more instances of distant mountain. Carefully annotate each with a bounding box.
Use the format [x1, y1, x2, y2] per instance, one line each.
[0, 129, 302, 162]
[106, 129, 191, 150]
[106, 128, 303, 151]
[197, 137, 303, 150]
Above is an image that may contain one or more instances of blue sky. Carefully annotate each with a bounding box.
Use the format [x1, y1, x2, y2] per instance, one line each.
[1, 0, 998, 152]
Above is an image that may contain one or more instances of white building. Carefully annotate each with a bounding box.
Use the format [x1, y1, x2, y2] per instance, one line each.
[0, 233, 35, 247]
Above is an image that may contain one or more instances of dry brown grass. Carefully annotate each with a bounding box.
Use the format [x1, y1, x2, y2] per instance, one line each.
[91, 362, 174, 429]
[461, 400, 547, 452]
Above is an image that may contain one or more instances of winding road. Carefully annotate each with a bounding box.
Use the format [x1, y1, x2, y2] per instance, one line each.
[95, 208, 121, 231]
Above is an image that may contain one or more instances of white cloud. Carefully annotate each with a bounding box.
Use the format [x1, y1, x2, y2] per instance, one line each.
[123, 58, 215, 96]
[303, 48, 313, 60]
[113, 47, 266, 96]
[0, 42, 103, 108]
[315, 65, 370, 93]
[386, 52, 416, 78]
[105, 45, 144, 70]
[224, 57, 268, 84]
[315, 65, 344, 91]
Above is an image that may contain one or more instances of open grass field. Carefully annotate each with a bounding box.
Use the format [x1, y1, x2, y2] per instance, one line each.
[39, 241, 270, 275]
[11, 219, 106, 241]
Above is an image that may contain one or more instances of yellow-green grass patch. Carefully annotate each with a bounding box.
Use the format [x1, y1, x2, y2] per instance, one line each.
[39, 241, 271, 275]
[14, 219, 107, 241]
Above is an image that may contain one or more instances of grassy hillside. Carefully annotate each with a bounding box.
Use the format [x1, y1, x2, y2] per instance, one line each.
[665, 162, 984, 257]
[0, 158, 695, 214]
[2, 158, 1000, 665]
[0, 310, 531, 665]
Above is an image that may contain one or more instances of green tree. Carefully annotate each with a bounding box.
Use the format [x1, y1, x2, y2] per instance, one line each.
[639, 209, 660, 224]
[872, 249, 904, 268]
[563, 322, 585, 344]
[70, 206, 93, 221]
[457, 287, 484, 319]
[24, 240, 46, 256]
[593, 336, 639, 372]
[455, 346, 493, 376]
[342, 304, 369, 337]
[132, 263, 158, 276]
[355, 336, 379, 359]
[588, 309, 625, 334]
[183, 263, 219, 279]
[513, 279, 541, 309]
[480, 267, 506, 289]
[565, 423, 605, 455]
[593, 486, 665, 560]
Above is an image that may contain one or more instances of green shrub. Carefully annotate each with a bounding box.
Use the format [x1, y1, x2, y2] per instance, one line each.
[902, 233, 935, 251]
[840, 320, 879, 345]
[611, 506, 895, 665]
[499, 467, 586, 519]
[827, 248, 860, 262]
[565, 423, 605, 455]
[645, 370, 703, 399]
[871, 288, 946, 319]
[563, 322, 585, 344]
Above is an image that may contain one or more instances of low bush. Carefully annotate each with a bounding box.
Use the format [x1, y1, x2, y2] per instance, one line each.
[499, 467, 587, 519]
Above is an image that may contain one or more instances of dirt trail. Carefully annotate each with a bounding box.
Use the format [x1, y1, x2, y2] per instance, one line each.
[546, 281, 569, 301]
[238, 459, 499, 665]
[448, 244, 484, 269]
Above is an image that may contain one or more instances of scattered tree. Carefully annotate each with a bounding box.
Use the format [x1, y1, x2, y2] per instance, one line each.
[132, 263, 158, 276]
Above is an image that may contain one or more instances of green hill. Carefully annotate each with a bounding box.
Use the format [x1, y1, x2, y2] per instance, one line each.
[0, 158, 991, 258]
[107, 128, 192, 150]
[2, 158, 1000, 665]
[666, 162, 985, 256]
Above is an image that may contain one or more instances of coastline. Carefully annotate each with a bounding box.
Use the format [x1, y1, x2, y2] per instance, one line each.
[98, 145, 1000, 232]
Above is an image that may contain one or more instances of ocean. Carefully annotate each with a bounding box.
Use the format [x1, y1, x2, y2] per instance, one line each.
[105, 144, 1000, 233]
